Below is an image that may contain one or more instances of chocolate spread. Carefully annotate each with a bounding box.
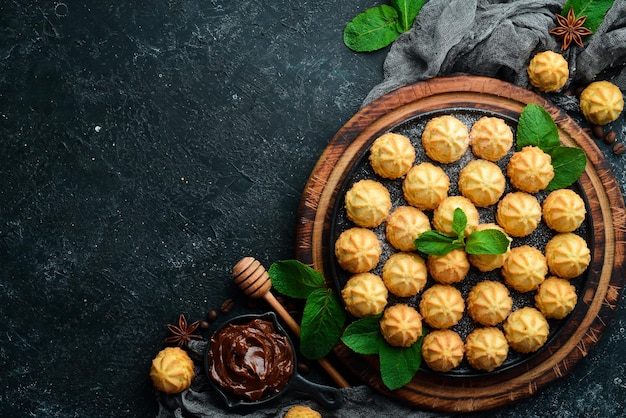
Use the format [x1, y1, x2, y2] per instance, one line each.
[208, 318, 294, 402]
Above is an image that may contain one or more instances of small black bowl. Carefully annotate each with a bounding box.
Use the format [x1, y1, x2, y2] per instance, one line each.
[204, 312, 344, 411]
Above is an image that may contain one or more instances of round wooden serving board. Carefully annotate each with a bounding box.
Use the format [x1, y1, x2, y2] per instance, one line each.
[295, 76, 626, 412]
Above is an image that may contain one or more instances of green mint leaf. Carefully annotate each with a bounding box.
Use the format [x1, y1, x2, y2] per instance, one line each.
[343, 5, 401, 52]
[465, 229, 510, 255]
[452, 208, 468, 239]
[269, 260, 325, 299]
[563, 0, 614, 33]
[390, 0, 424, 32]
[546, 146, 587, 190]
[300, 288, 346, 359]
[516, 104, 560, 151]
[415, 230, 462, 256]
[341, 314, 384, 355]
[379, 336, 423, 391]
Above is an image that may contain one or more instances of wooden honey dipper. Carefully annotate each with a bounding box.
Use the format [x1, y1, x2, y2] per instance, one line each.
[232, 256, 350, 388]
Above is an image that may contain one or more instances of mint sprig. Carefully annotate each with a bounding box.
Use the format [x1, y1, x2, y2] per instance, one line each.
[269, 260, 346, 360]
[415, 208, 509, 256]
[516, 104, 586, 190]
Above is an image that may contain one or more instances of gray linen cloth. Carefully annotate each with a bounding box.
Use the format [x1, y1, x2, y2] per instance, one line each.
[156, 1, 626, 416]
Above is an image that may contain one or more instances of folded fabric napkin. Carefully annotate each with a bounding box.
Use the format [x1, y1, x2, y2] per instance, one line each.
[364, 0, 626, 105]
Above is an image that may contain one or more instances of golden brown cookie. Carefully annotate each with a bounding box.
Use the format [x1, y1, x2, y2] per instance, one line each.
[527, 50, 569, 92]
[501, 245, 548, 293]
[544, 232, 591, 279]
[535, 277, 577, 319]
[402, 162, 450, 210]
[341, 272, 388, 318]
[579, 80, 624, 125]
[334, 227, 382, 273]
[507, 146, 554, 193]
[469, 116, 513, 162]
[432, 196, 479, 237]
[421, 115, 469, 163]
[379, 304, 423, 347]
[467, 223, 512, 272]
[344, 179, 392, 228]
[503, 307, 549, 354]
[466, 280, 513, 326]
[496, 192, 542, 237]
[419, 284, 465, 329]
[284, 405, 322, 418]
[382, 252, 428, 297]
[421, 329, 464, 372]
[458, 159, 506, 207]
[427, 249, 470, 285]
[464, 327, 509, 372]
[385, 206, 431, 252]
[542, 189, 586, 232]
[150, 347, 195, 394]
[369, 132, 416, 179]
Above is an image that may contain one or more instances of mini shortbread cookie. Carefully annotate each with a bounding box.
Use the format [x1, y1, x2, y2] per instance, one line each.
[403, 162, 450, 210]
[379, 304, 423, 347]
[507, 146, 554, 193]
[432, 196, 479, 237]
[527, 50, 569, 92]
[342, 272, 388, 318]
[334, 227, 382, 273]
[467, 223, 512, 272]
[284, 406, 322, 418]
[544, 232, 591, 279]
[382, 252, 428, 297]
[421, 115, 469, 163]
[502, 245, 548, 293]
[466, 280, 513, 326]
[344, 179, 392, 228]
[150, 347, 195, 394]
[579, 80, 624, 125]
[496, 192, 542, 237]
[464, 327, 509, 372]
[369, 132, 416, 179]
[503, 307, 549, 354]
[427, 249, 470, 284]
[458, 159, 506, 207]
[535, 277, 578, 319]
[421, 329, 465, 372]
[542, 189, 586, 232]
[469, 116, 513, 162]
[419, 284, 465, 329]
[385, 206, 431, 252]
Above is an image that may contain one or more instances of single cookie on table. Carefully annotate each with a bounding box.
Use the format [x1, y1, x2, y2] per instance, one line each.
[579, 80, 624, 125]
[341, 272, 388, 318]
[466, 280, 513, 326]
[427, 249, 470, 285]
[334, 227, 382, 273]
[469, 116, 513, 162]
[501, 245, 548, 293]
[421, 329, 465, 373]
[464, 327, 509, 372]
[526, 50, 569, 92]
[344, 179, 392, 228]
[542, 189, 586, 232]
[496, 191, 542, 237]
[467, 223, 512, 272]
[385, 206, 431, 252]
[458, 159, 506, 207]
[503, 307, 549, 354]
[421, 115, 469, 164]
[432, 196, 479, 237]
[369, 132, 416, 179]
[535, 277, 578, 319]
[379, 304, 423, 348]
[382, 252, 428, 297]
[419, 284, 465, 329]
[507, 146, 554, 193]
[284, 405, 322, 418]
[150, 347, 195, 394]
[402, 162, 450, 210]
[544, 232, 591, 279]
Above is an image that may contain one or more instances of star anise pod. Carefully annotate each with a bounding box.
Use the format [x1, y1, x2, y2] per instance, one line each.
[165, 314, 202, 347]
[549, 8, 593, 50]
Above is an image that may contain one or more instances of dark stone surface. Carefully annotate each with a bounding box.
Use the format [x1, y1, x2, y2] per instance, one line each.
[1, 1, 624, 417]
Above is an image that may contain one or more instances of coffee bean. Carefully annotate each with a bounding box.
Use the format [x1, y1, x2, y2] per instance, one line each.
[297, 362, 310, 375]
[604, 130, 617, 145]
[613, 142, 625, 155]
[582, 127, 593, 137]
[592, 124, 604, 138]
[207, 310, 219, 322]
[198, 320, 210, 330]
[220, 298, 235, 313]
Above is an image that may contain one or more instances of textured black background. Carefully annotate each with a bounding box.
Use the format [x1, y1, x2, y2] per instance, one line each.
[1, 1, 625, 417]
